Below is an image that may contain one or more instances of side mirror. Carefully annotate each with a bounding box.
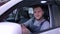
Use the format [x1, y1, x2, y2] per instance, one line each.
[0, 22, 22, 34]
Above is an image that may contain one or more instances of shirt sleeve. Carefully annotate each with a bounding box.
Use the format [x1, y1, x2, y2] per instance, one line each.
[41, 21, 50, 31]
[23, 18, 33, 27]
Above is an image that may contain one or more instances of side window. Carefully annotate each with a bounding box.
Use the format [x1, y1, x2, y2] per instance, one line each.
[3, 7, 31, 23]
[4, 5, 50, 24]
[4, 8, 19, 22]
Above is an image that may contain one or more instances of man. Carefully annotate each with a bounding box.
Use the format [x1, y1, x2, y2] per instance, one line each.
[22, 5, 50, 33]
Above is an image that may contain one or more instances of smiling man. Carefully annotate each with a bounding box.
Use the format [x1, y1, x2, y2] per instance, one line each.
[23, 5, 50, 33]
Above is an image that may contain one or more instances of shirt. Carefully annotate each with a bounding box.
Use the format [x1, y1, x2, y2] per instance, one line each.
[34, 19, 50, 31]
[23, 18, 50, 32]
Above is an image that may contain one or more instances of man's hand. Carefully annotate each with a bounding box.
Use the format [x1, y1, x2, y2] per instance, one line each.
[21, 24, 31, 34]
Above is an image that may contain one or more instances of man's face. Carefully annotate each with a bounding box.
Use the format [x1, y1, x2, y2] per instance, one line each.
[33, 7, 44, 20]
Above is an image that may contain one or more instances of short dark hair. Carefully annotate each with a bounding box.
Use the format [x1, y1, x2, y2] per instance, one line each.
[32, 4, 44, 11]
